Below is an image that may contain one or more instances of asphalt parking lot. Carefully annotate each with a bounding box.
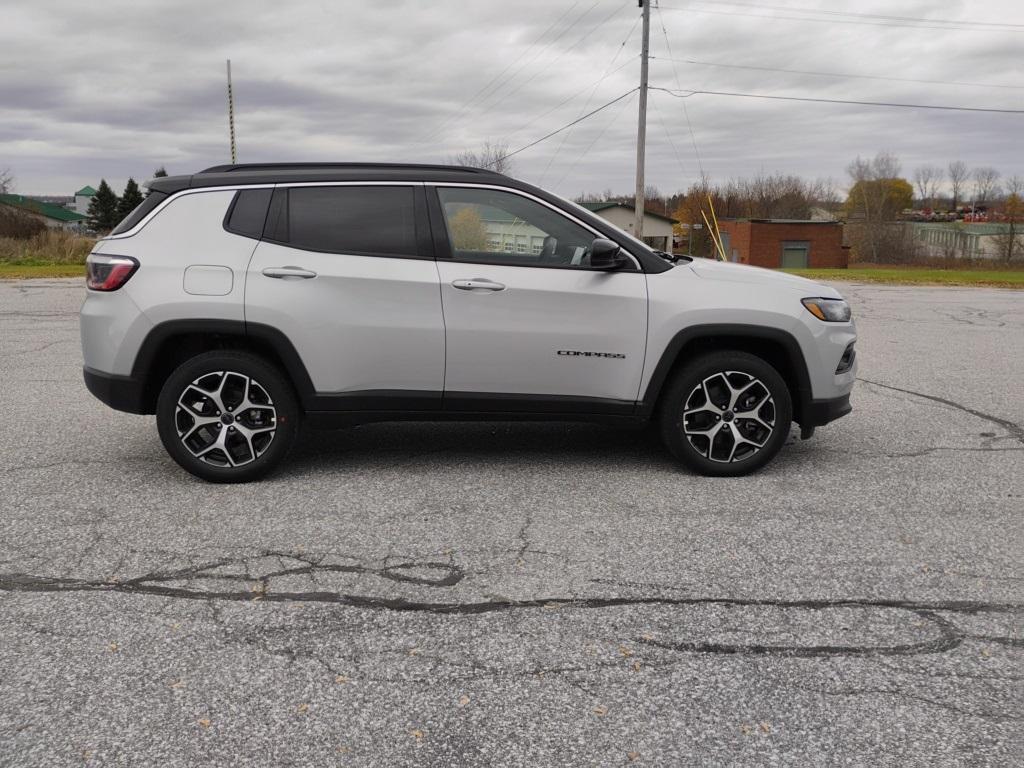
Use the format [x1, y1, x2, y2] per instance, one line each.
[1, 277, 1021, 766]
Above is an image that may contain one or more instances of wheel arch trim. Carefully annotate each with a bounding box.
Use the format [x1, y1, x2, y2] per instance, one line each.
[129, 319, 316, 413]
[639, 323, 813, 424]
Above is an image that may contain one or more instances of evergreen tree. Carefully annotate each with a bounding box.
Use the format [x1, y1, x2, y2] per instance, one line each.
[115, 178, 144, 225]
[146, 166, 168, 198]
[87, 179, 120, 232]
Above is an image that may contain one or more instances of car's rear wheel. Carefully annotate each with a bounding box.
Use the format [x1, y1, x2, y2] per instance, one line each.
[659, 351, 792, 476]
[156, 351, 299, 483]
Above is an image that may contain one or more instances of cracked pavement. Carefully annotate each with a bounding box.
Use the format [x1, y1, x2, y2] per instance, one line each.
[1, 278, 1022, 766]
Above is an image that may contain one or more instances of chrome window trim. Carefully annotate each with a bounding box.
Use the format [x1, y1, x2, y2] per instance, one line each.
[101, 184, 277, 240]
[104, 181, 427, 240]
[103, 180, 642, 272]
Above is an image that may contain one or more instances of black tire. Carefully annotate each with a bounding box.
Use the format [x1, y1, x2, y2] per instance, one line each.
[658, 350, 792, 477]
[156, 351, 300, 483]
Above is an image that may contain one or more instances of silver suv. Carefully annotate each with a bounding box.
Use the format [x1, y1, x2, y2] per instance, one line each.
[81, 163, 856, 482]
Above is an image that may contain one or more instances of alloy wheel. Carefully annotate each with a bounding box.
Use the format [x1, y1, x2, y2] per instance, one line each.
[682, 370, 776, 463]
[174, 370, 277, 468]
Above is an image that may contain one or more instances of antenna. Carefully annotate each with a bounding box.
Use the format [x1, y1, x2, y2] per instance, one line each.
[226, 59, 237, 163]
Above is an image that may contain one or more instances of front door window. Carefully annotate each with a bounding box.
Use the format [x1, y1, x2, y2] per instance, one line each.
[437, 187, 600, 269]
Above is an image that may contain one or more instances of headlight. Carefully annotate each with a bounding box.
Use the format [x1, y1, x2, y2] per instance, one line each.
[802, 297, 851, 322]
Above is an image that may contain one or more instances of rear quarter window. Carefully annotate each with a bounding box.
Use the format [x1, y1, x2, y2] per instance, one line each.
[223, 188, 273, 239]
[109, 191, 167, 235]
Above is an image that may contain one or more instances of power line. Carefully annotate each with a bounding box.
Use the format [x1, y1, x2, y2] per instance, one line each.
[553, 89, 638, 189]
[416, 1, 586, 145]
[649, 55, 1024, 91]
[653, 4, 703, 178]
[671, 1, 1024, 30]
[538, 8, 642, 184]
[650, 95, 688, 182]
[475, 1, 629, 120]
[657, 3, 1023, 32]
[505, 54, 639, 145]
[652, 86, 1024, 114]
[490, 88, 640, 167]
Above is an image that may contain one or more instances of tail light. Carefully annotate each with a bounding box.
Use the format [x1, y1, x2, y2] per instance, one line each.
[86, 253, 139, 291]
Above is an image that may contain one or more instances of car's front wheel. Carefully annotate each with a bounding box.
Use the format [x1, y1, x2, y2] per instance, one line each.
[156, 351, 299, 483]
[659, 351, 792, 476]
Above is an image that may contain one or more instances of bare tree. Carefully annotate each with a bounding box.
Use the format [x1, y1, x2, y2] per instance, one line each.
[948, 160, 969, 209]
[451, 140, 514, 176]
[0, 167, 13, 194]
[972, 166, 1001, 206]
[871, 151, 902, 180]
[844, 152, 914, 263]
[643, 184, 668, 214]
[912, 165, 942, 208]
[807, 177, 840, 210]
[993, 175, 1024, 263]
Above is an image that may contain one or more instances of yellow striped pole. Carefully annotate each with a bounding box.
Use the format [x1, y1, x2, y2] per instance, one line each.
[227, 60, 237, 163]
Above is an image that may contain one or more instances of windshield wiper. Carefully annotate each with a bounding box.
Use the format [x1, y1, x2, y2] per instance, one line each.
[653, 249, 684, 263]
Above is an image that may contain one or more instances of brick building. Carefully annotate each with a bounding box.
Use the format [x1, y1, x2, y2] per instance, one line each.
[716, 219, 849, 269]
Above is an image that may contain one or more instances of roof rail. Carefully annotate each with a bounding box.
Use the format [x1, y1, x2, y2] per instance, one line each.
[198, 162, 498, 175]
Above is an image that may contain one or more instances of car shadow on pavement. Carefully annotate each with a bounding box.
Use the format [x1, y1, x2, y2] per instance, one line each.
[282, 421, 807, 475]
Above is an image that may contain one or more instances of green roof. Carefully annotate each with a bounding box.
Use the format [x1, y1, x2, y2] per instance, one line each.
[75, 186, 97, 197]
[0, 194, 88, 222]
[577, 200, 677, 224]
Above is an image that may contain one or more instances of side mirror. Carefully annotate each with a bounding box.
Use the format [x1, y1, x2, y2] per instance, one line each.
[589, 238, 627, 270]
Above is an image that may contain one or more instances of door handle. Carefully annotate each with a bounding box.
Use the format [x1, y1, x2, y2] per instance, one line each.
[262, 266, 317, 280]
[452, 278, 505, 292]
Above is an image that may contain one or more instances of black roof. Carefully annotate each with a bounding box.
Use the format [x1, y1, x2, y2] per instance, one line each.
[148, 162, 509, 195]
[142, 162, 671, 273]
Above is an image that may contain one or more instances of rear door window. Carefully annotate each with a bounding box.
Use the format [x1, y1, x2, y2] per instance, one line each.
[281, 186, 417, 257]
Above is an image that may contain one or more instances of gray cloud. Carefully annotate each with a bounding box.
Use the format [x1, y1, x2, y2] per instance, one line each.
[2, 0, 1021, 197]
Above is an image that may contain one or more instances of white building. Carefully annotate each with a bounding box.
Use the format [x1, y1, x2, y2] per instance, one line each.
[73, 186, 96, 214]
[912, 222, 1016, 260]
[578, 201, 677, 251]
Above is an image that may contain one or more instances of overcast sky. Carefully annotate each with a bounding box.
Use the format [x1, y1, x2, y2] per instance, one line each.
[3, 0, 1022, 198]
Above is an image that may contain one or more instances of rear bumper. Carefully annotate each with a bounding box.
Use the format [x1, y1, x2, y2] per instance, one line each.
[83, 367, 149, 414]
[801, 392, 852, 427]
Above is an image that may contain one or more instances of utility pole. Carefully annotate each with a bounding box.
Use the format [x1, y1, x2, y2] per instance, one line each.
[226, 59, 237, 164]
[634, 0, 651, 240]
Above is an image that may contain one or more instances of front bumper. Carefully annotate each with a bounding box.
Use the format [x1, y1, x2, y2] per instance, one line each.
[83, 367, 149, 414]
[801, 392, 852, 427]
